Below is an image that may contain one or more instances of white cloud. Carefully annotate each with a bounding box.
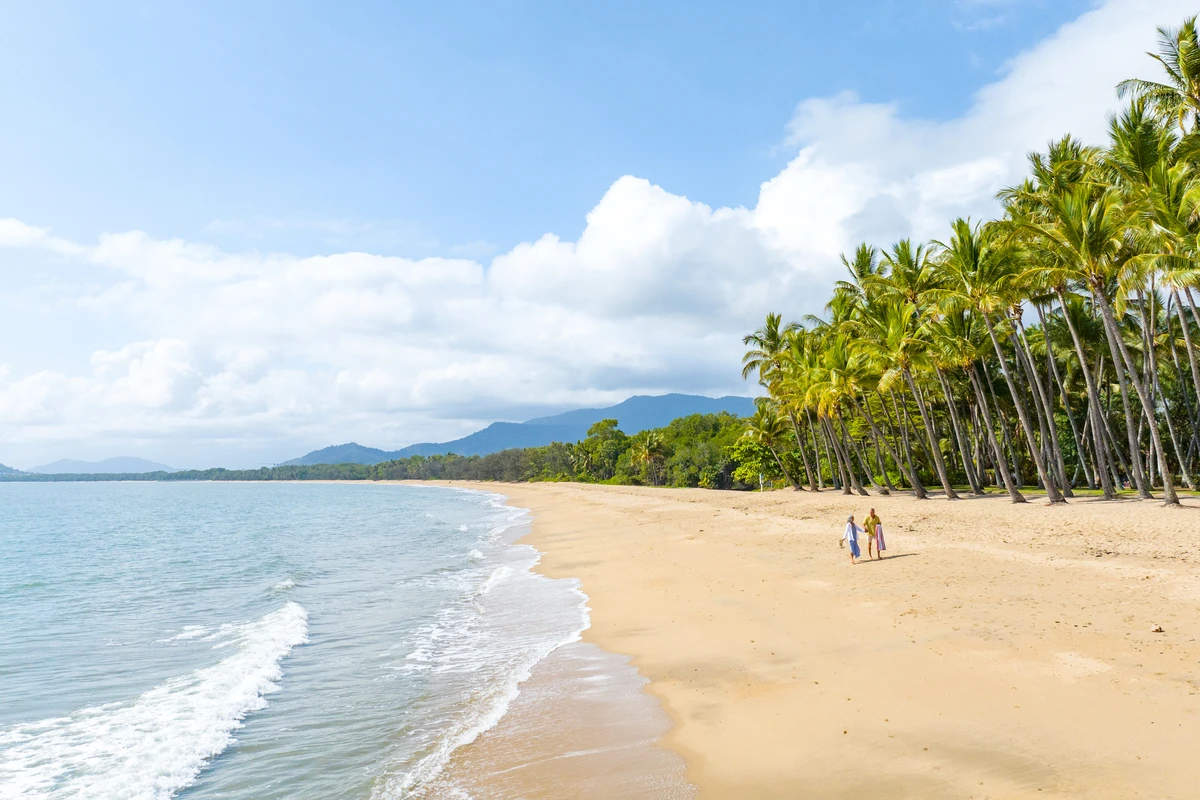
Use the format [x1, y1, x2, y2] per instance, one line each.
[0, 0, 1190, 467]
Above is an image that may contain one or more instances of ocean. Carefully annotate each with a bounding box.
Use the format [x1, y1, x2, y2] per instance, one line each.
[0, 482, 692, 799]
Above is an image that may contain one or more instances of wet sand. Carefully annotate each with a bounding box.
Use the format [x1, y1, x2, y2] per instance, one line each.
[464, 482, 1200, 799]
[431, 641, 693, 798]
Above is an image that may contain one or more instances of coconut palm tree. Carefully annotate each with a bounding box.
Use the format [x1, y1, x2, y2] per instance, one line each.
[742, 314, 819, 489]
[744, 399, 802, 490]
[631, 430, 666, 486]
[852, 299, 960, 499]
[1118, 16, 1200, 133]
[934, 218, 1064, 502]
[1014, 184, 1179, 504]
[740, 15, 1200, 505]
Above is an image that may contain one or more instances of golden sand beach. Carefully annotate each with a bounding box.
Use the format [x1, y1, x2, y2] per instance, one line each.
[449, 482, 1200, 799]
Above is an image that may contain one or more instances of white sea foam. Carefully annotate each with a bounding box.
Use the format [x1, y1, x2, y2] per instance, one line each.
[374, 530, 589, 799]
[158, 625, 210, 643]
[271, 577, 296, 592]
[467, 549, 484, 560]
[476, 566, 512, 597]
[0, 602, 308, 800]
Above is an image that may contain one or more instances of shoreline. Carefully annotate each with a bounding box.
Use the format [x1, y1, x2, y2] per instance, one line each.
[461, 482, 1200, 798]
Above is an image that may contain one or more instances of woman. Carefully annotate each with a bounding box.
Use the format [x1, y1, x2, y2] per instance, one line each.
[840, 515, 862, 564]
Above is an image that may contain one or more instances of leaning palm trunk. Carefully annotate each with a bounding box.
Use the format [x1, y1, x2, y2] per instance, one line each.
[874, 393, 911, 489]
[853, 393, 925, 498]
[1139, 291, 1194, 491]
[1095, 295, 1152, 498]
[936, 367, 984, 494]
[1170, 287, 1200, 455]
[887, 390, 925, 494]
[968, 405, 991, 486]
[1096, 361, 1134, 487]
[804, 408, 827, 489]
[1093, 290, 1179, 505]
[1154, 360, 1194, 490]
[982, 362, 1023, 486]
[839, 415, 879, 495]
[968, 364, 1025, 502]
[768, 445, 801, 491]
[1012, 314, 1073, 496]
[811, 408, 837, 489]
[1166, 299, 1200, 463]
[783, 408, 817, 491]
[895, 390, 933, 477]
[1035, 303, 1095, 490]
[874, 437, 897, 492]
[857, 398, 895, 493]
[902, 368, 960, 499]
[982, 314, 1064, 503]
[821, 416, 855, 494]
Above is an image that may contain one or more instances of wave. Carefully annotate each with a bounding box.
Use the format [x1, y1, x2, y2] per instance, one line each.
[0, 602, 308, 800]
[376, 525, 589, 799]
[476, 566, 512, 597]
[158, 625, 210, 643]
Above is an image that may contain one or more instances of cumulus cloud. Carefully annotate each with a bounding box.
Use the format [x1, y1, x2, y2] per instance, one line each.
[0, 0, 1190, 467]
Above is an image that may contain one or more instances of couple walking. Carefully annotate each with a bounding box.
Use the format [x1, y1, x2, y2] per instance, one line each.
[840, 508, 886, 564]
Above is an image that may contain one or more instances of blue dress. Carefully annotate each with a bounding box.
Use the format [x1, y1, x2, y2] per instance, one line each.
[843, 522, 862, 558]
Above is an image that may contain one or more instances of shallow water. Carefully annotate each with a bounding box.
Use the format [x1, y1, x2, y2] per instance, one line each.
[0, 482, 598, 798]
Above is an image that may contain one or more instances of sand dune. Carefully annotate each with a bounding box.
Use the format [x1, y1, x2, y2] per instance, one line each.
[480, 483, 1200, 799]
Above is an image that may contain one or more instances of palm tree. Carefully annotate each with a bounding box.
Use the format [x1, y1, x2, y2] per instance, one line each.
[934, 219, 1064, 502]
[925, 311, 987, 495]
[744, 399, 802, 490]
[853, 299, 960, 499]
[631, 430, 666, 486]
[872, 240, 945, 312]
[1118, 16, 1200, 133]
[740, 15, 1200, 506]
[742, 314, 819, 490]
[1015, 184, 1179, 504]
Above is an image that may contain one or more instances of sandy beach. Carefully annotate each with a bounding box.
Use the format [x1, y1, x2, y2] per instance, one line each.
[452, 482, 1200, 799]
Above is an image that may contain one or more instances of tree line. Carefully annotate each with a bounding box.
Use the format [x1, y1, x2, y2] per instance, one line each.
[0, 413, 778, 488]
[741, 16, 1200, 506]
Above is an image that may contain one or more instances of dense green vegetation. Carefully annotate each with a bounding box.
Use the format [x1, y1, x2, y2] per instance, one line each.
[0, 413, 775, 489]
[742, 17, 1200, 506]
[371, 413, 755, 487]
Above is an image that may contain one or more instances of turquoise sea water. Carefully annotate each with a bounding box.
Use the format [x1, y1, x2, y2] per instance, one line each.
[0, 482, 588, 799]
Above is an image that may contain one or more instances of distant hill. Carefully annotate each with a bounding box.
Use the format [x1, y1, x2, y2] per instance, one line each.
[281, 443, 393, 466]
[0, 463, 19, 474]
[282, 393, 756, 466]
[524, 393, 756, 432]
[31, 457, 178, 474]
[392, 422, 583, 458]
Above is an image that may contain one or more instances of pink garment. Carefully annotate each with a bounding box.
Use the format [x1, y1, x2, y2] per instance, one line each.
[875, 524, 886, 551]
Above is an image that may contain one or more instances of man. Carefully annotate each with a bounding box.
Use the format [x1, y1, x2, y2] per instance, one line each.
[863, 508, 883, 560]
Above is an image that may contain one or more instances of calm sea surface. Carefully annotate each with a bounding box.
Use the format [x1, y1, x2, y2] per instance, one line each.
[0, 482, 589, 799]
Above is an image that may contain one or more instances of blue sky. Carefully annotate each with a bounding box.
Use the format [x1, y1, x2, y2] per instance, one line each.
[3, 1, 1091, 255]
[0, 0, 1186, 468]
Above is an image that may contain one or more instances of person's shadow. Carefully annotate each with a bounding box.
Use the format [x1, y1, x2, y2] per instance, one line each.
[862, 552, 919, 563]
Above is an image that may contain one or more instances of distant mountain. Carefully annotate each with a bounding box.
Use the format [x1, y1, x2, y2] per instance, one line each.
[31, 457, 178, 474]
[524, 393, 756, 432]
[282, 393, 755, 466]
[281, 443, 393, 466]
[0, 463, 19, 475]
[392, 422, 583, 458]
